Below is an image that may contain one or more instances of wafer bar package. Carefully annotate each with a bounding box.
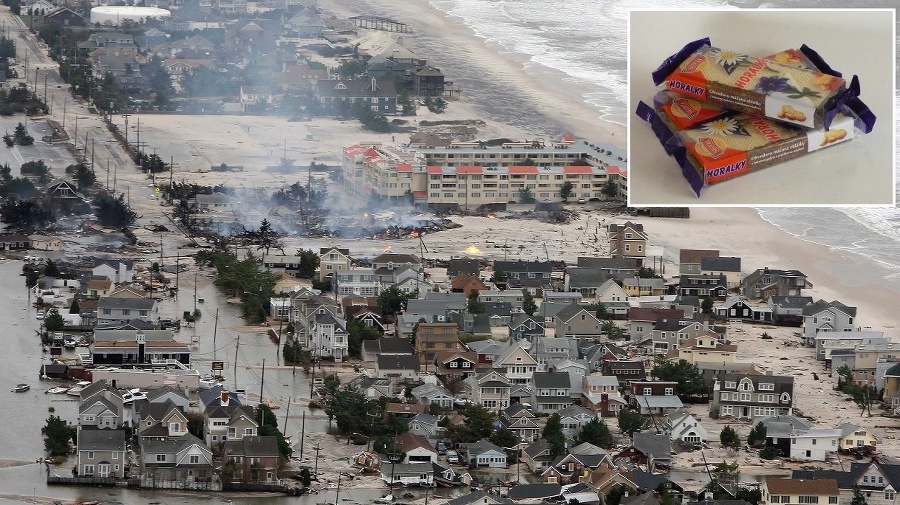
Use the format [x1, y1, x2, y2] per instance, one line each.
[637, 45, 849, 155]
[652, 38, 858, 129]
[668, 101, 875, 196]
[635, 91, 734, 154]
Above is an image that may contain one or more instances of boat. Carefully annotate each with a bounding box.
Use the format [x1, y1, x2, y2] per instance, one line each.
[63, 336, 77, 349]
[46, 385, 70, 394]
[13, 384, 30, 393]
[374, 495, 395, 504]
[66, 380, 91, 396]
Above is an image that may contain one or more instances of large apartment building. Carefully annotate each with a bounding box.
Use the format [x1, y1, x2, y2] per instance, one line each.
[342, 138, 627, 206]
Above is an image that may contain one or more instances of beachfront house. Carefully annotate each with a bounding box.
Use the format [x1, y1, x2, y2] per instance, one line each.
[679, 249, 719, 275]
[316, 78, 398, 115]
[791, 428, 841, 461]
[837, 423, 878, 453]
[678, 273, 728, 299]
[140, 434, 216, 490]
[700, 256, 742, 288]
[760, 478, 840, 505]
[710, 372, 794, 419]
[714, 296, 773, 322]
[77, 429, 127, 478]
[801, 300, 858, 344]
[222, 436, 281, 484]
[608, 222, 648, 260]
[674, 333, 737, 364]
[742, 268, 812, 300]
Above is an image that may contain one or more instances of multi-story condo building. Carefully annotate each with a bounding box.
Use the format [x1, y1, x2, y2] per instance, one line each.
[341, 138, 627, 206]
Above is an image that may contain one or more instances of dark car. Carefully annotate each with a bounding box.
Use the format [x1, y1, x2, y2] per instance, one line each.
[436, 442, 447, 455]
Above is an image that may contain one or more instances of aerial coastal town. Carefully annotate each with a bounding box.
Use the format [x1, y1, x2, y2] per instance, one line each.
[0, 0, 896, 505]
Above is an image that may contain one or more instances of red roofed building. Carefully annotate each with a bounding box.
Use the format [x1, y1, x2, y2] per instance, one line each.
[341, 138, 626, 206]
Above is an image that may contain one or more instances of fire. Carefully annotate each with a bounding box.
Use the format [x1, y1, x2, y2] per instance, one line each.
[363, 212, 370, 218]
[465, 244, 482, 255]
[487, 214, 496, 219]
[382, 245, 392, 253]
[409, 231, 420, 238]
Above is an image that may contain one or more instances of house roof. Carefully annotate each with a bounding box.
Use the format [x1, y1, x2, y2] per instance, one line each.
[385, 403, 428, 415]
[78, 429, 126, 451]
[632, 433, 671, 459]
[764, 478, 838, 495]
[632, 468, 677, 492]
[700, 256, 741, 272]
[769, 295, 814, 309]
[363, 338, 414, 355]
[146, 386, 188, 403]
[507, 483, 562, 500]
[222, 435, 280, 458]
[377, 354, 421, 372]
[524, 439, 551, 458]
[802, 299, 857, 317]
[679, 249, 719, 264]
[137, 399, 182, 422]
[759, 415, 812, 438]
[570, 442, 607, 456]
[634, 395, 684, 409]
[621, 492, 661, 505]
[556, 404, 594, 419]
[97, 296, 155, 310]
[142, 433, 209, 462]
[493, 260, 553, 274]
[395, 432, 436, 453]
[533, 371, 571, 389]
[446, 490, 513, 505]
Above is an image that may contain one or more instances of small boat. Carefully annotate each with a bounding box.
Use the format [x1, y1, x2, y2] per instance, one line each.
[374, 495, 395, 504]
[14, 384, 30, 393]
[46, 386, 70, 394]
[66, 380, 91, 396]
[63, 336, 77, 349]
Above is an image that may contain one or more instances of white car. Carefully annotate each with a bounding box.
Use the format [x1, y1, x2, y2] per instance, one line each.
[35, 312, 45, 320]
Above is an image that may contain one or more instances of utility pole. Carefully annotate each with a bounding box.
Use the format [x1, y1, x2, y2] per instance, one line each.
[170, 155, 176, 187]
[333, 472, 341, 505]
[122, 113, 131, 150]
[259, 358, 265, 404]
[234, 334, 240, 378]
[43, 74, 47, 106]
[299, 411, 305, 459]
[313, 444, 320, 474]
[213, 309, 219, 359]
[193, 274, 198, 313]
[136, 117, 140, 152]
[90, 137, 95, 172]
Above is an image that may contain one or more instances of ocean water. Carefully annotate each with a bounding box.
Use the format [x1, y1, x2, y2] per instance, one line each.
[424, 0, 900, 284]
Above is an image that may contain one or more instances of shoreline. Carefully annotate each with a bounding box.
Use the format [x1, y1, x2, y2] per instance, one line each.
[316, 0, 624, 144]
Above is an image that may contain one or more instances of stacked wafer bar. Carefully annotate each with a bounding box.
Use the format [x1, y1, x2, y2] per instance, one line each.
[636, 38, 876, 196]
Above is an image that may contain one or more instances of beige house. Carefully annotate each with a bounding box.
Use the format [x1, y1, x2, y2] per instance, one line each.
[761, 478, 840, 505]
[554, 304, 603, 340]
[318, 247, 352, 282]
[415, 323, 460, 364]
[622, 277, 664, 297]
[608, 222, 648, 259]
[851, 342, 900, 386]
[469, 370, 511, 410]
[837, 423, 877, 452]
[493, 342, 538, 385]
[672, 332, 737, 364]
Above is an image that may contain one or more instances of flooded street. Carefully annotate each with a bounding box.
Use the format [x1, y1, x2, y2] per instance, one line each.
[0, 258, 390, 504]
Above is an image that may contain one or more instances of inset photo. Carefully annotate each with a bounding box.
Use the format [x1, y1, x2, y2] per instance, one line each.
[628, 8, 895, 206]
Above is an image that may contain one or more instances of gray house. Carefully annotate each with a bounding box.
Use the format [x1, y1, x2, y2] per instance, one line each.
[532, 371, 572, 413]
[141, 433, 217, 490]
[742, 268, 811, 300]
[77, 429, 127, 478]
[466, 439, 507, 468]
[553, 304, 602, 340]
[801, 300, 858, 343]
[96, 296, 159, 326]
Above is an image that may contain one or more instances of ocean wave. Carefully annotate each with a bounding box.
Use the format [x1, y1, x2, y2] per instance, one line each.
[758, 208, 900, 275]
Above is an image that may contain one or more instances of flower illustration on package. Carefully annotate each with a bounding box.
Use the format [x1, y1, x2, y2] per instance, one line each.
[700, 117, 748, 137]
[755, 74, 822, 100]
[710, 47, 750, 74]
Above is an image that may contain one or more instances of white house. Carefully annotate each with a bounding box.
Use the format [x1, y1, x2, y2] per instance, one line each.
[396, 433, 438, 464]
[790, 428, 841, 461]
[665, 410, 708, 445]
[802, 300, 858, 344]
[309, 311, 349, 361]
[557, 404, 597, 439]
[466, 440, 507, 468]
[380, 463, 434, 486]
[93, 259, 134, 284]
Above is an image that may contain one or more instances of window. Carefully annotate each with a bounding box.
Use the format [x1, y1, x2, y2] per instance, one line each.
[88, 451, 94, 459]
[724, 381, 736, 389]
[190, 455, 200, 464]
[772, 497, 781, 504]
[83, 464, 94, 475]
[758, 383, 774, 391]
[798, 496, 819, 504]
[170, 423, 181, 432]
[244, 428, 254, 436]
[664, 388, 674, 396]
[156, 454, 167, 462]
[122, 309, 130, 316]
[740, 393, 750, 401]
[884, 490, 894, 501]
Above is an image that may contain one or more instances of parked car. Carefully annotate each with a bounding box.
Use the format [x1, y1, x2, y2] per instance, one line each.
[445, 449, 460, 464]
[436, 442, 447, 455]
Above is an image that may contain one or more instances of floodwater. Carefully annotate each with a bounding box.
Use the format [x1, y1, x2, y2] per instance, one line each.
[0, 258, 390, 505]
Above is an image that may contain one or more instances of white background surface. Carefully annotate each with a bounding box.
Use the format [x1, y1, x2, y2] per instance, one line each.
[628, 9, 895, 206]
